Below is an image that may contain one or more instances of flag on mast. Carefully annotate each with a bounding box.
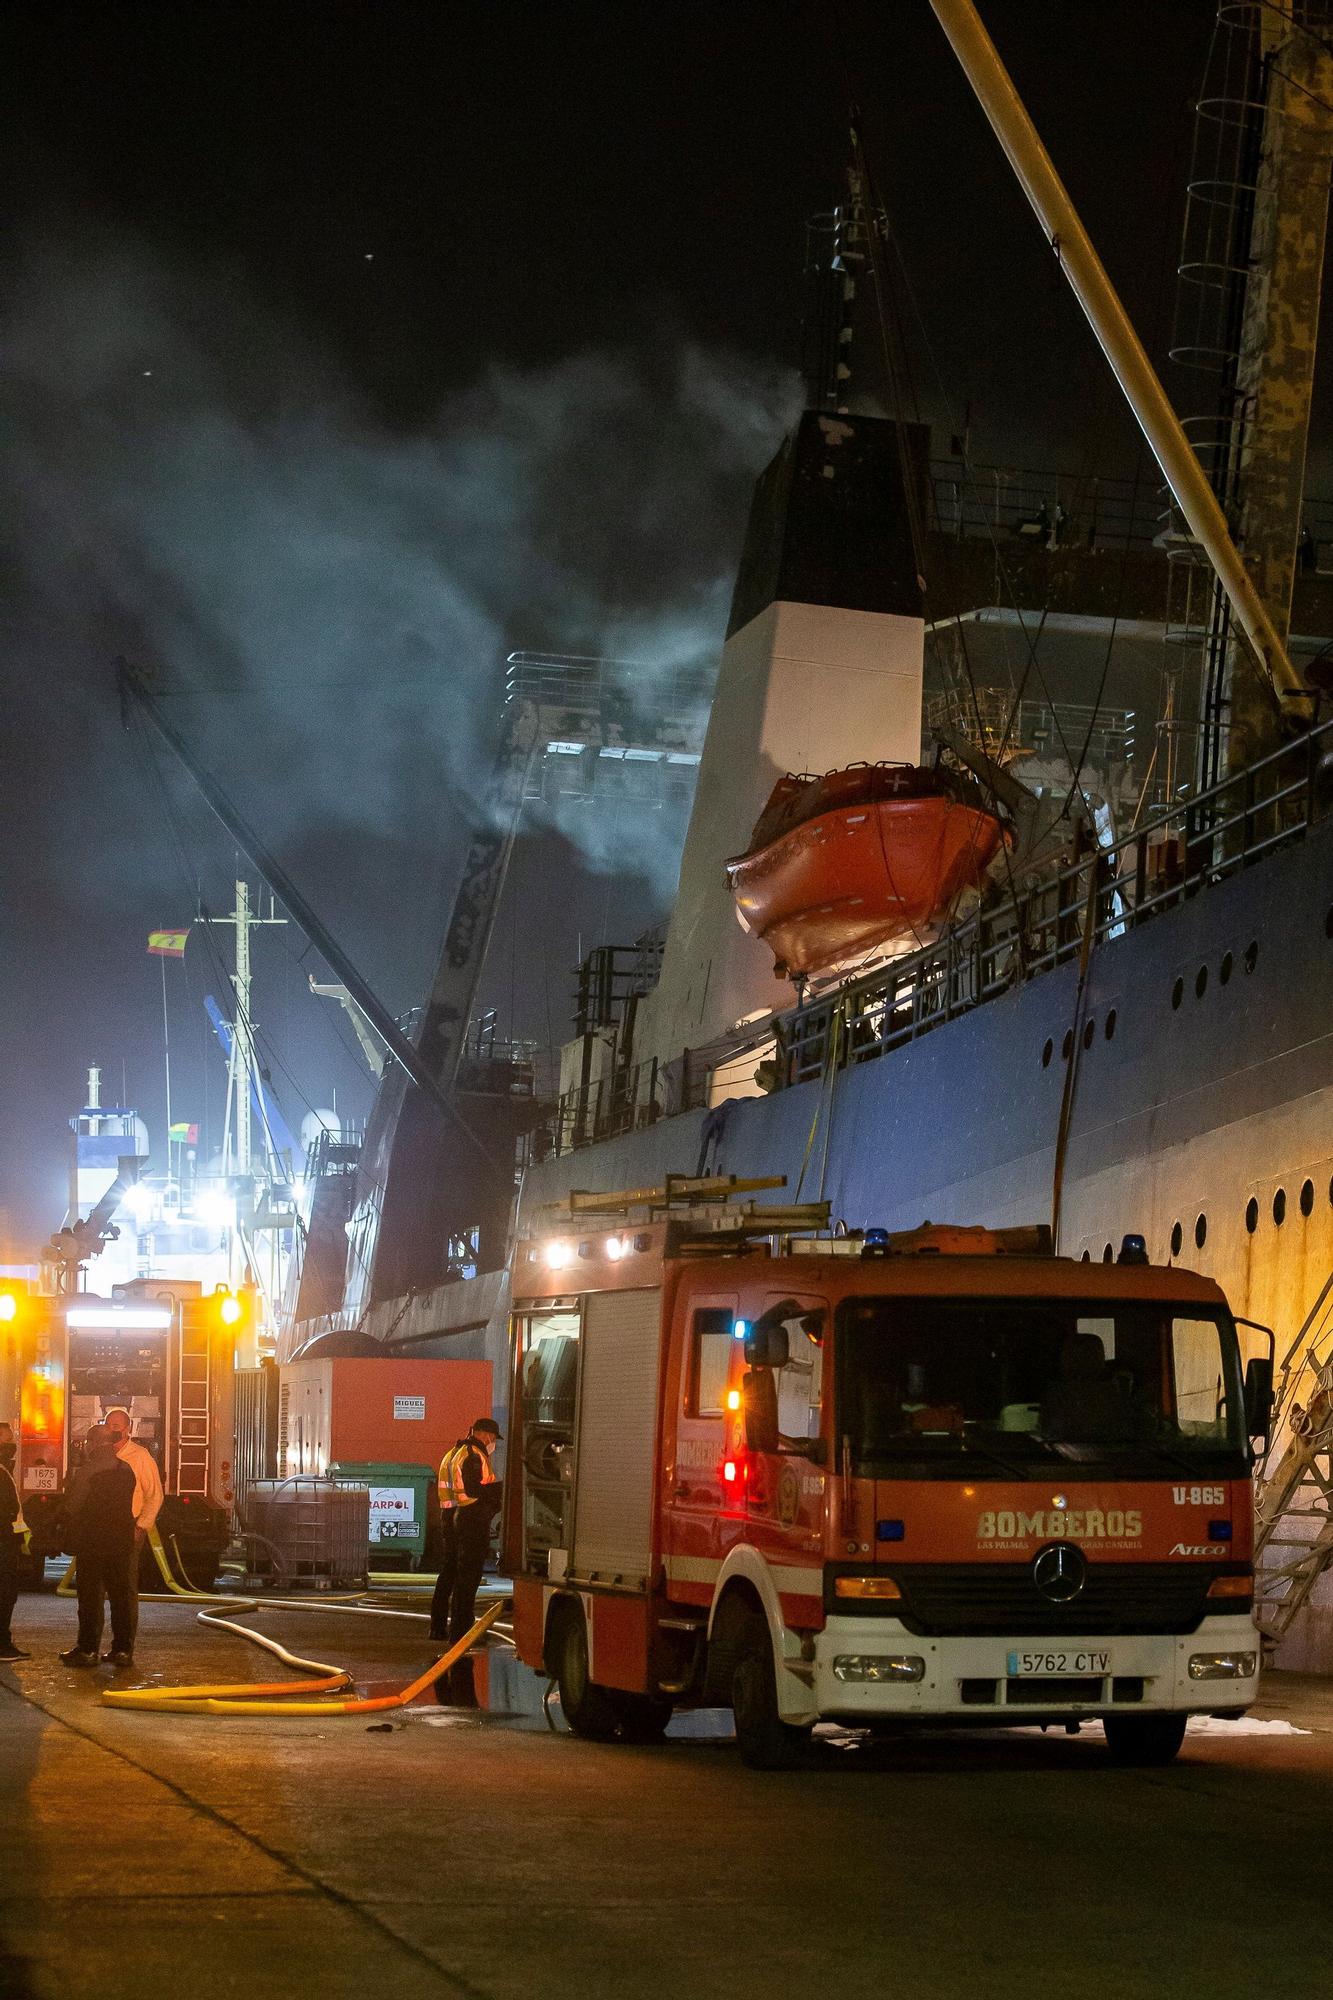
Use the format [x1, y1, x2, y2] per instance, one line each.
[168, 1122, 199, 1145]
[148, 929, 190, 957]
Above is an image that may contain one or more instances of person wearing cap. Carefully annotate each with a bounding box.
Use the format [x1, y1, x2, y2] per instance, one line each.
[430, 1416, 503, 1704]
[60, 1424, 138, 1667]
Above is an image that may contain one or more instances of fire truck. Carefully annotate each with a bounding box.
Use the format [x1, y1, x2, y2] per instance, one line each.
[504, 1179, 1273, 1767]
[0, 1277, 246, 1588]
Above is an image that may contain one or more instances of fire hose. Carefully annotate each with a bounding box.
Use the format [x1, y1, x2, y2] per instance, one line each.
[101, 1597, 506, 1715]
[56, 1526, 509, 1715]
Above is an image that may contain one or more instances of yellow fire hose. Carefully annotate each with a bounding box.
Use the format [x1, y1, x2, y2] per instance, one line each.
[103, 1597, 506, 1715]
[57, 1524, 509, 1714]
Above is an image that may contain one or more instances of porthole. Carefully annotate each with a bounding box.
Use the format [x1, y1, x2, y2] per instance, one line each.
[1195, 1212, 1207, 1250]
[1170, 1220, 1183, 1257]
[1082, 1017, 1095, 1051]
[1274, 1187, 1287, 1226]
[1300, 1178, 1315, 1218]
[1041, 1037, 1054, 1069]
[1102, 1242, 1114, 1263]
[1195, 965, 1208, 999]
[1245, 1196, 1259, 1234]
[1244, 940, 1259, 974]
[1220, 951, 1233, 985]
[1062, 1028, 1074, 1061]
[1171, 976, 1184, 1010]
[1104, 1008, 1117, 1041]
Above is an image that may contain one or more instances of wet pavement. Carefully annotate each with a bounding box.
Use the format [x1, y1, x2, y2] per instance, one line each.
[4, 1583, 1333, 1998]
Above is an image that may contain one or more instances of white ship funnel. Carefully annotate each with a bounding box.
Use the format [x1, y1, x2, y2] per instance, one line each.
[635, 411, 927, 1079]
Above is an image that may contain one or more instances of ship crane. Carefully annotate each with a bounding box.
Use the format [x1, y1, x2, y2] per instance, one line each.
[115, 656, 501, 1170]
[118, 656, 544, 1320]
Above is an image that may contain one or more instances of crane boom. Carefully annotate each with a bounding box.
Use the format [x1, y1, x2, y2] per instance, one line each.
[117, 659, 494, 1169]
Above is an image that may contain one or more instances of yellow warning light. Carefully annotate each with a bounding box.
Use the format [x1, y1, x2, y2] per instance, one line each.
[726, 1389, 741, 1411]
[218, 1294, 243, 1326]
[0, 1294, 18, 1323]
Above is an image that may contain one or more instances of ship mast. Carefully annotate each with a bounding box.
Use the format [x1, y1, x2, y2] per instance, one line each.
[929, 0, 1317, 732]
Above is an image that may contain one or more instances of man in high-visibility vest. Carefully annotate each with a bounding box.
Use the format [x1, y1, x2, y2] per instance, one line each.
[430, 1417, 502, 1704]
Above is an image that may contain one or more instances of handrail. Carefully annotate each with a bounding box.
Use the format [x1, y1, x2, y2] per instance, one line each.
[779, 711, 1333, 1089]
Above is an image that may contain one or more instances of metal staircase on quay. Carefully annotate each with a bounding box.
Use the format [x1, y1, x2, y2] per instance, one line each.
[1255, 1269, 1333, 1643]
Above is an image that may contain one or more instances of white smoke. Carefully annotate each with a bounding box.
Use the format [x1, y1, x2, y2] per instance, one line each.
[5, 232, 798, 863]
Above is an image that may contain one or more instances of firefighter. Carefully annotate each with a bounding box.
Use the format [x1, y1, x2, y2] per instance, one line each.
[60, 1425, 138, 1667]
[430, 1416, 502, 1705]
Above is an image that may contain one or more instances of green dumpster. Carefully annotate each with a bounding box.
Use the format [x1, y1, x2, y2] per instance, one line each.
[329, 1462, 435, 1571]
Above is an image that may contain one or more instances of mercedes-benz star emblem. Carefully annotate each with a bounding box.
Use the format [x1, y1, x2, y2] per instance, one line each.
[1032, 1541, 1087, 1603]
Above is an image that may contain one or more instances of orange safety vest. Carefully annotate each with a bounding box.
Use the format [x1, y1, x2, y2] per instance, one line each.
[437, 1438, 496, 1512]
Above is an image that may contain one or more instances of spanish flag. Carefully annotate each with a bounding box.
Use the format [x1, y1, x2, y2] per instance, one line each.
[148, 929, 190, 958]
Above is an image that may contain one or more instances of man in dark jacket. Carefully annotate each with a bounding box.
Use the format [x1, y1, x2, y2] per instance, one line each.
[60, 1425, 138, 1667]
[0, 1422, 28, 1663]
[430, 1417, 503, 1704]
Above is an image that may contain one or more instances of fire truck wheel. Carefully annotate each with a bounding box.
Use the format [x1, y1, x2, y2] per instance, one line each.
[610, 1691, 674, 1743]
[731, 1614, 807, 1771]
[1101, 1713, 1187, 1766]
[553, 1605, 619, 1740]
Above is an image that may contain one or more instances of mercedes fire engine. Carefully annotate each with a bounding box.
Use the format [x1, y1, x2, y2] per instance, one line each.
[503, 1179, 1273, 1767]
[0, 1277, 246, 1588]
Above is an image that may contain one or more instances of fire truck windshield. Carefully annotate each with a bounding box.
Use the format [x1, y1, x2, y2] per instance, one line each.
[836, 1295, 1248, 1477]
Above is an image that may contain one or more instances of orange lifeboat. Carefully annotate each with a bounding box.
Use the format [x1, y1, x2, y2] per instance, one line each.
[725, 762, 1010, 978]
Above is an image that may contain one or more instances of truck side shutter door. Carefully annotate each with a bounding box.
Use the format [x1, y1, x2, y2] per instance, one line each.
[570, 1287, 663, 1590]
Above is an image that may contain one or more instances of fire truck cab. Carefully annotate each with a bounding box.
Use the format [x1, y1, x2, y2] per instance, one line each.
[504, 1182, 1270, 1768]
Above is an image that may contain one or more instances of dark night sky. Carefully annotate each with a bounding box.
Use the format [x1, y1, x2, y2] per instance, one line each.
[0, 1, 1232, 1248]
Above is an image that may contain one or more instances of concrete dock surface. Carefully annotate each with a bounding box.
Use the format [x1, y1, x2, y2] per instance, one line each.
[3, 1588, 1333, 2000]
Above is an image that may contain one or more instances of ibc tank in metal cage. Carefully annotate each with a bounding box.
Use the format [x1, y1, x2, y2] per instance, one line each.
[245, 1476, 370, 1587]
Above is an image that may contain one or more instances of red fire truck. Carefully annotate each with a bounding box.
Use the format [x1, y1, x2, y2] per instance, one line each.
[0, 1278, 245, 1588]
[504, 1181, 1272, 1767]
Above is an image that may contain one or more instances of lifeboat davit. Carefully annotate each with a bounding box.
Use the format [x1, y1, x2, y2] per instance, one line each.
[725, 762, 1010, 978]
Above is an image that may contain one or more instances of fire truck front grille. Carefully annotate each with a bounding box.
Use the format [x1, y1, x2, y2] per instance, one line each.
[866, 1564, 1228, 1636]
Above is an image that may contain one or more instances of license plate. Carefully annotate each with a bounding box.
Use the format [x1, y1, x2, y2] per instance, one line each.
[1007, 1650, 1110, 1676]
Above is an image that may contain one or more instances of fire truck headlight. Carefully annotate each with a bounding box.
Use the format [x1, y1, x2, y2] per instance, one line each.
[545, 1241, 573, 1270]
[1188, 1652, 1257, 1681]
[605, 1235, 626, 1261]
[832, 1655, 925, 1684]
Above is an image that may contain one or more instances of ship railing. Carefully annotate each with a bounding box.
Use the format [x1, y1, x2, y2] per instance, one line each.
[928, 456, 1333, 564]
[780, 712, 1333, 1087]
[549, 1052, 709, 1157]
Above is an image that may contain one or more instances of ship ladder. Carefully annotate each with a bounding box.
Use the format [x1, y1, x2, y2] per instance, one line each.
[1255, 1270, 1333, 1646]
